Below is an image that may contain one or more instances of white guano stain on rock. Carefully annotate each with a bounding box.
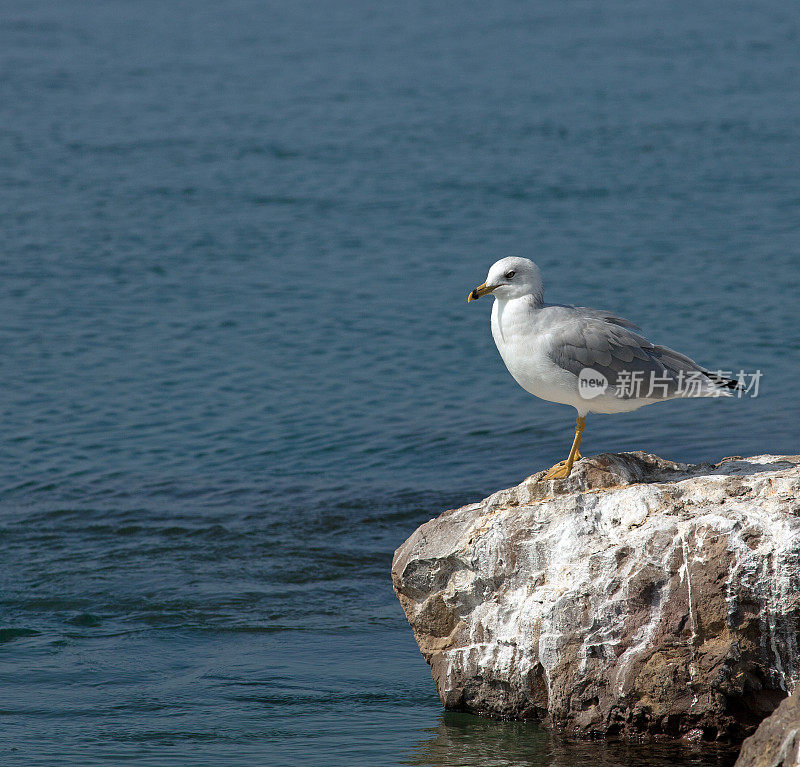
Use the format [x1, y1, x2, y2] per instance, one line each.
[392, 452, 800, 740]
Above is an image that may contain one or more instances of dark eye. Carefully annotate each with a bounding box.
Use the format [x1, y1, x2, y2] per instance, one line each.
[505, 270, 515, 279]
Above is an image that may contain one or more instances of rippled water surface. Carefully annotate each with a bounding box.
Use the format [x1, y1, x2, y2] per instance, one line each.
[1, 1, 798, 765]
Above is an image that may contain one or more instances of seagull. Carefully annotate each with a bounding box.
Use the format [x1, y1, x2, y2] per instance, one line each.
[467, 257, 740, 480]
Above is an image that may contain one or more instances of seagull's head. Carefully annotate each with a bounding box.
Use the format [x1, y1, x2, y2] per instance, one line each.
[467, 257, 543, 304]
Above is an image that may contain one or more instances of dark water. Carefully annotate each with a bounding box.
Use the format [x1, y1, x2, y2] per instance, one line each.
[1, 1, 797, 764]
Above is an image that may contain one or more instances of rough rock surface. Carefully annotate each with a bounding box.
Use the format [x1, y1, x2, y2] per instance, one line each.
[735, 692, 800, 767]
[392, 453, 800, 740]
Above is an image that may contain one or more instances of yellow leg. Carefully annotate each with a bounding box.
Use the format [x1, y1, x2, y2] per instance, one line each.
[574, 422, 583, 461]
[543, 416, 586, 480]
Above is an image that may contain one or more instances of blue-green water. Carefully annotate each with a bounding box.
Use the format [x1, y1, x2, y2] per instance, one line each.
[1, 1, 797, 764]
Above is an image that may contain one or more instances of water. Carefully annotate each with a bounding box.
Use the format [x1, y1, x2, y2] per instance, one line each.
[0, 0, 797, 764]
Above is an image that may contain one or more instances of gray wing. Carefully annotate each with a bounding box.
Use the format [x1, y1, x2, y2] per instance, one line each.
[547, 314, 729, 399]
[566, 305, 642, 332]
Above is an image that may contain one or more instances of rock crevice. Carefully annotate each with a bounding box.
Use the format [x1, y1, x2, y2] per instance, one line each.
[392, 453, 800, 740]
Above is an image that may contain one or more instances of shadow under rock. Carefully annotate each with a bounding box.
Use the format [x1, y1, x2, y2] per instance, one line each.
[403, 712, 740, 767]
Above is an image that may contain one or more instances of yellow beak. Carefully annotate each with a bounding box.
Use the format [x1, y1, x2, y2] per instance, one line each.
[467, 283, 495, 302]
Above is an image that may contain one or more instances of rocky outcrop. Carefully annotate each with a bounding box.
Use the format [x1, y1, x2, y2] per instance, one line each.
[735, 692, 800, 767]
[392, 453, 800, 741]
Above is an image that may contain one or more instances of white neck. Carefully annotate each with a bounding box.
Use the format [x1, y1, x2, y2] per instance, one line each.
[495, 292, 544, 311]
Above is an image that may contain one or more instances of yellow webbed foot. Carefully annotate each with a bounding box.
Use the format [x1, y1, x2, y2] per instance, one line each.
[542, 460, 573, 480]
[541, 414, 585, 481]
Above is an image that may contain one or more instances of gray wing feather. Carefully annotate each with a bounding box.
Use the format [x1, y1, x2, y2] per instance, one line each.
[568, 305, 642, 332]
[548, 315, 723, 399]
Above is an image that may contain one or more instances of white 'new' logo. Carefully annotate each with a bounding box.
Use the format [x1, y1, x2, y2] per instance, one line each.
[578, 368, 608, 399]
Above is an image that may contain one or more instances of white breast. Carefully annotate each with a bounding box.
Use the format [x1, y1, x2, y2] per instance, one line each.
[490, 298, 584, 410]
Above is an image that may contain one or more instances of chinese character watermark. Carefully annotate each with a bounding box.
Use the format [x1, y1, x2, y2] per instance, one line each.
[577, 368, 762, 400]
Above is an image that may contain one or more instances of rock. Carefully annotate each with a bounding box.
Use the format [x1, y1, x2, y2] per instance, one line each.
[391, 452, 800, 740]
[735, 692, 800, 767]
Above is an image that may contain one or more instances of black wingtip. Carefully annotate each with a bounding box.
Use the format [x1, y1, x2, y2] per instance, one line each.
[703, 370, 742, 391]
